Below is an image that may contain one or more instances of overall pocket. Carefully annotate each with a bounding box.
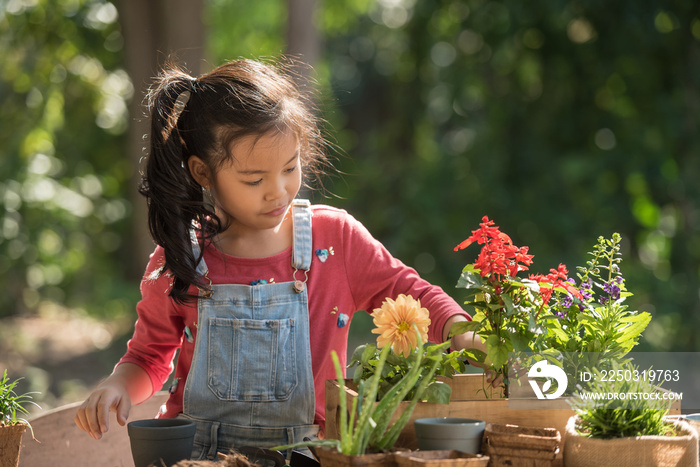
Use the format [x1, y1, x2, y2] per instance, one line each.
[207, 317, 297, 401]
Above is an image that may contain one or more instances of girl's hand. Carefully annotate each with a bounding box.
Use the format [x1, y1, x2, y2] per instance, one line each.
[74, 362, 152, 440]
[484, 369, 504, 388]
[444, 315, 502, 388]
[74, 384, 132, 440]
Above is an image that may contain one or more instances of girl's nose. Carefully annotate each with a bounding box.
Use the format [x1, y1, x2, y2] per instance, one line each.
[265, 177, 287, 201]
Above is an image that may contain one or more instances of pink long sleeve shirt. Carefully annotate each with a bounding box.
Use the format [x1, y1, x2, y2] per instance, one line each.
[119, 205, 469, 428]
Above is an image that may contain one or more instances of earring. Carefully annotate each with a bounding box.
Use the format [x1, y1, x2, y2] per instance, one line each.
[202, 186, 215, 211]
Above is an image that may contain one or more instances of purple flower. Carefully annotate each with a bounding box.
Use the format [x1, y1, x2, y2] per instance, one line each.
[578, 279, 593, 300]
[562, 295, 574, 308]
[603, 281, 621, 300]
[599, 296, 609, 305]
[610, 285, 620, 300]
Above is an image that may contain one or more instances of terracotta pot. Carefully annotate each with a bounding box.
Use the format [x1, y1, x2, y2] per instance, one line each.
[563, 415, 699, 467]
[0, 423, 27, 467]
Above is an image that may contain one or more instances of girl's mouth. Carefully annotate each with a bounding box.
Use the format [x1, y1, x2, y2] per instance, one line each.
[264, 205, 288, 217]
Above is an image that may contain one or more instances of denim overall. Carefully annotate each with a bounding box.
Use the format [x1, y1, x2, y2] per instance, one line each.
[182, 200, 318, 460]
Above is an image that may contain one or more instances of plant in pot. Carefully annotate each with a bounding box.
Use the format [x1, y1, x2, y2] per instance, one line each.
[565, 361, 697, 467]
[533, 232, 653, 394]
[348, 294, 469, 407]
[275, 294, 465, 465]
[449, 217, 652, 398]
[1, 370, 39, 467]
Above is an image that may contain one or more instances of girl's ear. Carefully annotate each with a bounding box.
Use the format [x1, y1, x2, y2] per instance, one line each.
[187, 156, 212, 188]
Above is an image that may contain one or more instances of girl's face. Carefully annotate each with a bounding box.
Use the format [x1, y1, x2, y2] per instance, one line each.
[198, 130, 302, 235]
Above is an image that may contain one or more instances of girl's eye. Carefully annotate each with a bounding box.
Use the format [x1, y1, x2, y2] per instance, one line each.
[285, 165, 297, 174]
[246, 179, 263, 186]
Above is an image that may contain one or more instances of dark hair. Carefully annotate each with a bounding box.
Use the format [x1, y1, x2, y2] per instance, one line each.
[139, 58, 330, 303]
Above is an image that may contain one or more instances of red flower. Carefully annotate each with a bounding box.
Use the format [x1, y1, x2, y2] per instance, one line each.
[455, 216, 534, 279]
[529, 263, 583, 305]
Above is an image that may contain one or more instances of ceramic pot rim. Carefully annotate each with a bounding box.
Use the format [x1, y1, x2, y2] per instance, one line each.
[415, 417, 486, 426]
[127, 419, 196, 441]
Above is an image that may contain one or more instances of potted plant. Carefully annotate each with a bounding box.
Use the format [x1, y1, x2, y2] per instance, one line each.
[564, 361, 697, 467]
[348, 294, 468, 407]
[446, 218, 662, 464]
[0, 370, 39, 467]
[276, 295, 466, 465]
[449, 217, 652, 397]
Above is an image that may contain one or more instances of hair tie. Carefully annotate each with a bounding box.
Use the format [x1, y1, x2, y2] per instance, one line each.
[173, 80, 194, 121]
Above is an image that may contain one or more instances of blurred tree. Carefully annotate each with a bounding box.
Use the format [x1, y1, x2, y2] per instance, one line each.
[0, 0, 137, 318]
[287, 0, 321, 82]
[317, 0, 700, 351]
[115, 0, 205, 274]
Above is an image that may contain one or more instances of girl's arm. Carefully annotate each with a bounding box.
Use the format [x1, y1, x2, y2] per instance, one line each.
[443, 314, 485, 351]
[75, 247, 184, 439]
[444, 314, 501, 386]
[340, 211, 473, 344]
[74, 362, 152, 440]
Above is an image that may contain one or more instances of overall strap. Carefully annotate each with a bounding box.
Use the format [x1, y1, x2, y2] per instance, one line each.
[291, 199, 313, 271]
[189, 227, 209, 276]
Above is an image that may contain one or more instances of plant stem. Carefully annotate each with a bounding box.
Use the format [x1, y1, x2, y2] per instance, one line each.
[351, 344, 391, 455]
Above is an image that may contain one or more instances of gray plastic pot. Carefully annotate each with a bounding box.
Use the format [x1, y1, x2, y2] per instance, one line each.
[414, 417, 486, 454]
[127, 418, 196, 467]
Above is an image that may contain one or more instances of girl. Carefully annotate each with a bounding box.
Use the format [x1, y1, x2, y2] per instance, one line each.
[74, 58, 482, 460]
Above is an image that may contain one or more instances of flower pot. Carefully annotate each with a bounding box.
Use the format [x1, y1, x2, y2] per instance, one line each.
[127, 418, 196, 467]
[0, 423, 26, 467]
[482, 423, 560, 467]
[684, 413, 700, 437]
[563, 415, 699, 467]
[394, 450, 489, 466]
[414, 418, 485, 454]
[314, 446, 397, 466]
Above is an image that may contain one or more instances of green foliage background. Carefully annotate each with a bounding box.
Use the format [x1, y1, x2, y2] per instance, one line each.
[2, 0, 699, 355]
[0, 0, 137, 320]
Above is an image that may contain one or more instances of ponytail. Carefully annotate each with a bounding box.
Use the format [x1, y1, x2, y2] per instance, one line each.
[139, 68, 219, 303]
[139, 58, 332, 304]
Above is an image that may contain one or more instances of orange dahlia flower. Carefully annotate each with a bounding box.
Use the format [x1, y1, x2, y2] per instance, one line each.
[371, 294, 431, 357]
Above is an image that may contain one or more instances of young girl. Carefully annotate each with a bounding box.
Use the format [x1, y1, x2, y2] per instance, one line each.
[74, 58, 482, 460]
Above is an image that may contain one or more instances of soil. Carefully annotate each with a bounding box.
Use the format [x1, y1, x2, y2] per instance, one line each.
[0, 302, 135, 417]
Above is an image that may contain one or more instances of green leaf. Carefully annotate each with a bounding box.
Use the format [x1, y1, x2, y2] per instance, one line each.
[461, 348, 487, 364]
[507, 329, 532, 352]
[501, 294, 516, 315]
[457, 269, 484, 290]
[424, 381, 452, 404]
[541, 319, 569, 341]
[485, 335, 509, 369]
[448, 319, 481, 337]
[361, 344, 378, 364]
[615, 312, 651, 346]
[349, 344, 368, 366]
[352, 364, 364, 384]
